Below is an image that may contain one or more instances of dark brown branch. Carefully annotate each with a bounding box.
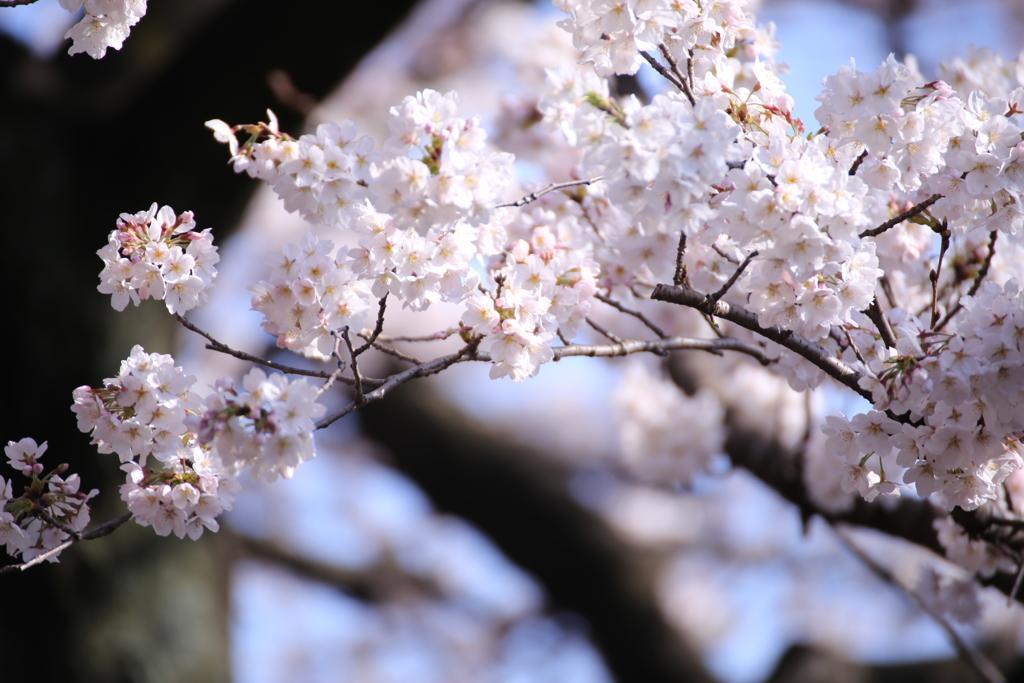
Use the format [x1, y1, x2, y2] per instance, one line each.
[341, 327, 365, 403]
[554, 336, 771, 364]
[859, 193, 942, 238]
[865, 298, 898, 350]
[315, 339, 483, 429]
[237, 533, 445, 603]
[709, 250, 758, 303]
[673, 232, 688, 286]
[935, 230, 998, 332]
[360, 338, 426, 365]
[639, 50, 686, 93]
[354, 294, 388, 356]
[848, 149, 868, 176]
[658, 43, 697, 106]
[174, 313, 385, 387]
[652, 283, 870, 400]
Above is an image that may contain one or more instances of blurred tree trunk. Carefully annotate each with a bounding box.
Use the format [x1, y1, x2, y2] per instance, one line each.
[358, 379, 720, 683]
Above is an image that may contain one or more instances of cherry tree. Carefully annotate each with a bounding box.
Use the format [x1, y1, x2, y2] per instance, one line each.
[5, 0, 1024, 680]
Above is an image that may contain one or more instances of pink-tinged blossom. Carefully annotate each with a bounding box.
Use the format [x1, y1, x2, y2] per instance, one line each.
[0, 440, 98, 562]
[97, 204, 217, 314]
[195, 368, 325, 483]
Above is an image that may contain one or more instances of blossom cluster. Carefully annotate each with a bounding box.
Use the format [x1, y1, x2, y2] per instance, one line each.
[538, 0, 1024, 514]
[60, 0, 147, 59]
[71, 345, 237, 539]
[551, 0, 756, 78]
[193, 368, 326, 483]
[247, 231, 374, 357]
[69, 345, 328, 537]
[824, 280, 1024, 509]
[210, 92, 608, 380]
[0, 438, 97, 562]
[97, 203, 219, 315]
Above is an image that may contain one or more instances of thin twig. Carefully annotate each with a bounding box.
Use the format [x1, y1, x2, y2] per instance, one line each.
[314, 331, 777, 430]
[930, 224, 951, 329]
[173, 314, 383, 387]
[652, 283, 869, 400]
[0, 0, 41, 6]
[841, 326, 868, 367]
[711, 243, 740, 265]
[935, 230, 998, 332]
[879, 275, 897, 309]
[354, 295, 388, 356]
[708, 250, 758, 303]
[1010, 562, 1024, 608]
[834, 526, 1006, 683]
[371, 329, 460, 343]
[364, 340, 425, 365]
[496, 177, 604, 208]
[315, 332, 346, 399]
[586, 317, 624, 344]
[859, 193, 942, 238]
[596, 294, 667, 338]
[658, 44, 697, 106]
[315, 339, 483, 430]
[639, 50, 685, 92]
[685, 52, 695, 99]
[341, 328, 364, 404]
[0, 514, 133, 575]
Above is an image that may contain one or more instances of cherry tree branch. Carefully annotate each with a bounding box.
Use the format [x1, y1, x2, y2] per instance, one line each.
[0, 514, 133, 575]
[658, 44, 697, 107]
[651, 283, 870, 400]
[553, 337, 771, 364]
[340, 327, 365, 403]
[315, 339, 484, 429]
[848, 149, 868, 175]
[495, 176, 604, 208]
[673, 232, 688, 286]
[358, 337, 427, 365]
[708, 249, 758, 303]
[935, 229, 998, 332]
[237, 533, 446, 603]
[315, 333, 346, 399]
[0, 0, 41, 6]
[587, 316, 625, 344]
[859, 193, 942, 238]
[354, 295, 388, 356]
[639, 50, 686, 94]
[865, 298, 897, 350]
[174, 313, 386, 388]
[595, 293, 668, 338]
[313, 331, 776, 431]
